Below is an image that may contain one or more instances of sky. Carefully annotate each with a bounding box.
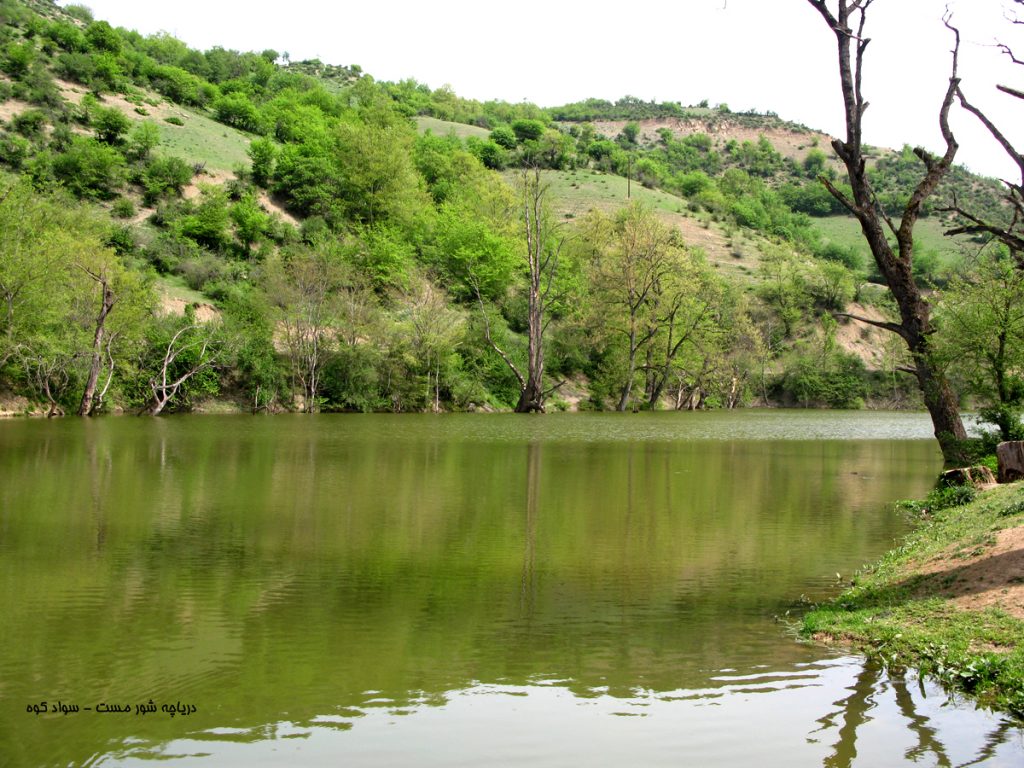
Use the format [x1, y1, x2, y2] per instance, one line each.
[63, 0, 1024, 179]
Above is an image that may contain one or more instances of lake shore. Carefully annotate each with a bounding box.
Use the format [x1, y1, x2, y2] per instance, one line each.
[803, 482, 1024, 718]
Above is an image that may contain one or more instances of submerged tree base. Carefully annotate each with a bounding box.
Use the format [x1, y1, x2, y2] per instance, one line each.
[802, 483, 1024, 718]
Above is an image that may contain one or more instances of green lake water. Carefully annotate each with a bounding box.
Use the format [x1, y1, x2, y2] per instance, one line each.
[0, 411, 1021, 766]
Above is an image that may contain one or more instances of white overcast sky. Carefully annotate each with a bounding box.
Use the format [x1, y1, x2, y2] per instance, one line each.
[64, 0, 1024, 179]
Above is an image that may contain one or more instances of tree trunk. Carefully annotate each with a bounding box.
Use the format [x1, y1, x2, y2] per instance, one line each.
[808, 0, 968, 465]
[78, 278, 115, 417]
[516, 169, 549, 414]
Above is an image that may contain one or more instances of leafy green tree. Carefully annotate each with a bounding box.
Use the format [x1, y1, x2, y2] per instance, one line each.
[92, 106, 131, 145]
[756, 246, 811, 338]
[126, 120, 161, 162]
[175, 186, 230, 250]
[490, 125, 517, 150]
[247, 137, 278, 187]
[84, 21, 122, 54]
[263, 241, 351, 411]
[213, 92, 262, 132]
[511, 118, 545, 143]
[937, 251, 1024, 441]
[334, 105, 428, 226]
[583, 203, 688, 410]
[230, 193, 271, 257]
[222, 290, 285, 411]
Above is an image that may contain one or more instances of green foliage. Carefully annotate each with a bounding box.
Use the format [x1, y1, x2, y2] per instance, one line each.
[11, 108, 47, 138]
[142, 155, 193, 203]
[92, 105, 131, 144]
[247, 136, 277, 187]
[490, 124, 516, 150]
[213, 91, 262, 132]
[111, 197, 136, 218]
[84, 21, 122, 55]
[511, 118, 545, 142]
[229, 193, 271, 256]
[2, 40, 36, 79]
[781, 349, 867, 408]
[126, 120, 160, 162]
[63, 5, 94, 23]
[48, 136, 126, 199]
[174, 186, 231, 251]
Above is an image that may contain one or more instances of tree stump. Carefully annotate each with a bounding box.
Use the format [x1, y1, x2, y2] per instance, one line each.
[996, 442, 1024, 483]
[940, 466, 996, 489]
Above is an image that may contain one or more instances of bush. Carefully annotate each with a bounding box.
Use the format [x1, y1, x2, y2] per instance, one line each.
[0, 131, 31, 169]
[143, 155, 193, 203]
[51, 136, 126, 198]
[63, 4, 94, 23]
[11, 108, 47, 138]
[111, 197, 136, 218]
[165, 115, 184, 126]
[92, 106, 131, 144]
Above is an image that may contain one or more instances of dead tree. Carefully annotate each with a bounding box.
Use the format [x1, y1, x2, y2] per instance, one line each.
[944, 0, 1024, 268]
[143, 323, 218, 416]
[77, 266, 116, 416]
[807, 0, 969, 464]
[479, 168, 566, 413]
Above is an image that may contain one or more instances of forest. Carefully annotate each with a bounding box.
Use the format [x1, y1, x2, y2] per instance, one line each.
[0, 0, 1021, 450]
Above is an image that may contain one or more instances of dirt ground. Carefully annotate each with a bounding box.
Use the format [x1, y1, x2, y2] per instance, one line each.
[914, 524, 1024, 620]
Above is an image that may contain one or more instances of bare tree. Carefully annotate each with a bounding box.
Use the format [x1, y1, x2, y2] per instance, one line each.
[944, 0, 1024, 267]
[807, 0, 969, 464]
[143, 322, 220, 416]
[77, 265, 116, 416]
[479, 169, 567, 413]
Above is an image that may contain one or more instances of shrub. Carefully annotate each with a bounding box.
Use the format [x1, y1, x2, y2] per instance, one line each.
[165, 115, 184, 126]
[51, 136, 126, 198]
[111, 197, 136, 218]
[143, 155, 193, 203]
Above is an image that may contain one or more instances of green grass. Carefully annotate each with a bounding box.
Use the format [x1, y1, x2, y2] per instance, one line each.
[157, 109, 251, 173]
[812, 215, 975, 271]
[536, 169, 690, 215]
[154, 274, 208, 306]
[802, 482, 1024, 717]
[414, 116, 490, 141]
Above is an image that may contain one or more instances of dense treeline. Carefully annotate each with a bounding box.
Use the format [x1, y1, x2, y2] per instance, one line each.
[0, 0, 1019, 431]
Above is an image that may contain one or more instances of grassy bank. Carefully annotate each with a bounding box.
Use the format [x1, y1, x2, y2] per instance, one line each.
[802, 482, 1024, 717]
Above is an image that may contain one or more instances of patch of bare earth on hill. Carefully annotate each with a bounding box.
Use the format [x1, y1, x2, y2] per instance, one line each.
[0, 96, 34, 123]
[834, 302, 891, 370]
[589, 118, 837, 167]
[258, 191, 300, 228]
[183, 169, 234, 200]
[159, 297, 220, 323]
[913, 525, 1024, 620]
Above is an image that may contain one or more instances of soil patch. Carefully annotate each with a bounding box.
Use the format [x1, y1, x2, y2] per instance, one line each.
[914, 525, 1024, 619]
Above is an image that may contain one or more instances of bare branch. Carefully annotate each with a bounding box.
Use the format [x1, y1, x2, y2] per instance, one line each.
[833, 312, 910, 342]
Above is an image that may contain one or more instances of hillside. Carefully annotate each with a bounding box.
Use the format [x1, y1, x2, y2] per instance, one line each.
[0, 0, 1014, 419]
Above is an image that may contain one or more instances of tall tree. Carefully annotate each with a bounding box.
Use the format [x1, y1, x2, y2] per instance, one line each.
[584, 204, 692, 411]
[807, 0, 969, 464]
[479, 169, 566, 412]
[937, 251, 1024, 441]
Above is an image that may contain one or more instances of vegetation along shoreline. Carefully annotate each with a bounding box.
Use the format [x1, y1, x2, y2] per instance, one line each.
[802, 480, 1024, 719]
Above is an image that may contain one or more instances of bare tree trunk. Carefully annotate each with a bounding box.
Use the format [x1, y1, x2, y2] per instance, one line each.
[808, 0, 969, 465]
[78, 271, 116, 416]
[518, 169, 548, 413]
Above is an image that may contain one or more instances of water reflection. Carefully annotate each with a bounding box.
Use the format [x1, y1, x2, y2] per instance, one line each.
[0, 414, 1020, 767]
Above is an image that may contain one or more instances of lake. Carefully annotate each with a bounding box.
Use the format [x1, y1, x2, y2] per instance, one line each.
[1, 412, 1021, 766]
